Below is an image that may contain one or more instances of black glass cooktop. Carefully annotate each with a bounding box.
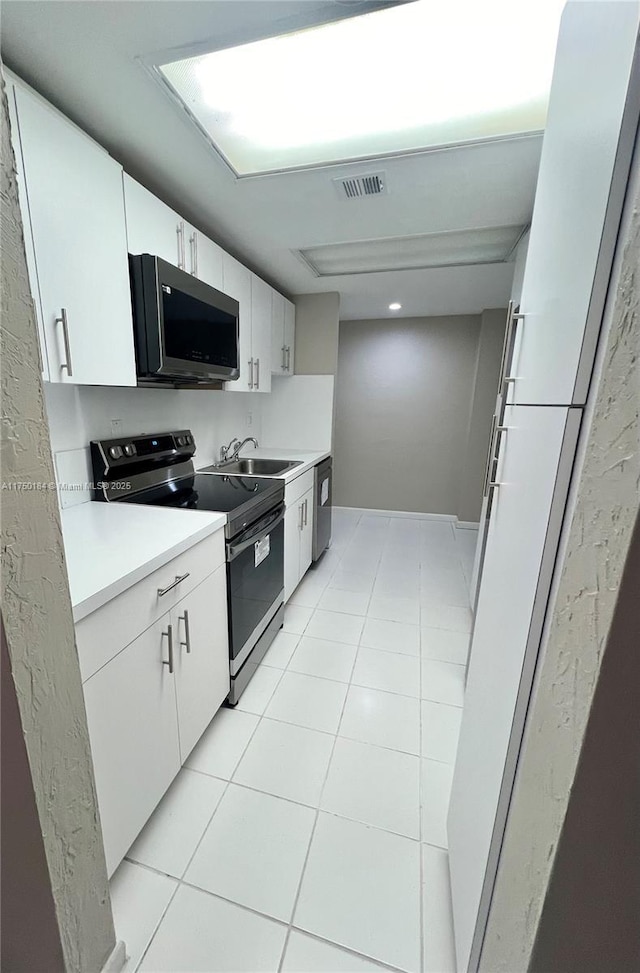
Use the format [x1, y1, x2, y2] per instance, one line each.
[121, 472, 281, 513]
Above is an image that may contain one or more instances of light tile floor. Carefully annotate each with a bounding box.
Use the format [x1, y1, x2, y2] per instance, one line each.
[111, 510, 477, 973]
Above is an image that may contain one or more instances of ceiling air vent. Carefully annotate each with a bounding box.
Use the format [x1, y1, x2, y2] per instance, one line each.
[334, 171, 387, 200]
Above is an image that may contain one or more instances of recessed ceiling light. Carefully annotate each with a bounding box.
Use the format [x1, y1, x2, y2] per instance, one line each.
[156, 0, 565, 176]
[389, 303, 402, 311]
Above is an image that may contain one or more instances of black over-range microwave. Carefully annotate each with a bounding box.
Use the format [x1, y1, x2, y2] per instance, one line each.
[129, 254, 240, 385]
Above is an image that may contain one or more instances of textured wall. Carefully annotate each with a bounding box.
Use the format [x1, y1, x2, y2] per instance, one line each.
[0, 72, 116, 971]
[333, 315, 487, 516]
[480, 155, 640, 971]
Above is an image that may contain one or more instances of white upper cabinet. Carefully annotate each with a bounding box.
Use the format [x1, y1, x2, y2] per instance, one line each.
[250, 275, 272, 393]
[508, 2, 640, 406]
[123, 174, 186, 269]
[271, 291, 296, 376]
[223, 253, 253, 392]
[13, 82, 136, 386]
[189, 229, 224, 291]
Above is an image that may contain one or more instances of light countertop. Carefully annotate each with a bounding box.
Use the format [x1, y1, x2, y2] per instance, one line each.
[62, 502, 227, 622]
[196, 447, 330, 483]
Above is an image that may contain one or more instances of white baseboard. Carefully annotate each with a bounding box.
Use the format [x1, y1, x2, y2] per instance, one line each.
[333, 505, 455, 523]
[333, 506, 479, 530]
[101, 940, 126, 973]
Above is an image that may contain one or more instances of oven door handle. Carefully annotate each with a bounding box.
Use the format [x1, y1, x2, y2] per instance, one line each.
[227, 504, 286, 561]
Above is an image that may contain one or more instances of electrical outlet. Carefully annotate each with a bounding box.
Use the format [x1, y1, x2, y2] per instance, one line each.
[111, 419, 123, 437]
[246, 411, 253, 428]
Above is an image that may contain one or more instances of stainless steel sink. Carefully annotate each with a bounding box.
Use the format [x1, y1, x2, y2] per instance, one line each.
[214, 458, 303, 476]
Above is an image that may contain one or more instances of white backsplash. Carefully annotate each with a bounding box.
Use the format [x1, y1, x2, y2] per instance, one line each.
[44, 384, 263, 504]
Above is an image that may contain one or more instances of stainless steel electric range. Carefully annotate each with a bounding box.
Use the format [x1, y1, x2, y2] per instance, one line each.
[91, 429, 284, 704]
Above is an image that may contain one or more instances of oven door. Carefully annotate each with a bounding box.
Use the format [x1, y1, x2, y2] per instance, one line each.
[227, 503, 285, 671]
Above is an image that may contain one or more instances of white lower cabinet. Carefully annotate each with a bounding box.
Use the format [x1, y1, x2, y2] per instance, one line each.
[82, 614, 182, 877]
[284, 471, 315, 601]
[81, 553, 229, 877]
[173, 566, 230, 762]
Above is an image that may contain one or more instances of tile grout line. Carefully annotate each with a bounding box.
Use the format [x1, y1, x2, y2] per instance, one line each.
[277, 518, 388, 973]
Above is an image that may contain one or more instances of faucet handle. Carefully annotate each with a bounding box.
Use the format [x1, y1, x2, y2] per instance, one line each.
[220, 437, 241, 462]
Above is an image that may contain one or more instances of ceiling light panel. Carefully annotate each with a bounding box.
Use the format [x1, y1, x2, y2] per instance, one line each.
[157, 0, 565, 176]
[299, 224, 526, 277]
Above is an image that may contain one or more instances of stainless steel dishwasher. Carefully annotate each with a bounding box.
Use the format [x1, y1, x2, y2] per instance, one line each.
[312, 456, 332, 561]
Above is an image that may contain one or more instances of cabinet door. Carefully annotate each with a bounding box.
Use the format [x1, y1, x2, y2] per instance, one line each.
[298, 487, 314, 581]
[283, 298, 296, 376]
[14, 84, 136, 386]
[123, 174, 184, 268]
[172, 567, 230, 762]
[223, 253, 253, 392]
[284, 500, 303, 602]
[250, 275, 272, 393]
[189, 229, 224, 291]
[447, 405, 581, 973]
[82, 614, 181, 876]
[271, 290, 286, 374]
[509, 3, 640, 405]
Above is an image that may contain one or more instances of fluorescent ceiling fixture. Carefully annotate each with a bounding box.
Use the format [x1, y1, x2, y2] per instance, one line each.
[389, 303, 402, 311]
[299, 224, 526, 277]
[158, 0, 564, 176]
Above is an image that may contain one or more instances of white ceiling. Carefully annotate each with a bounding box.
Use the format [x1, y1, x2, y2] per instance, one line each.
[1, 1, 544, 319]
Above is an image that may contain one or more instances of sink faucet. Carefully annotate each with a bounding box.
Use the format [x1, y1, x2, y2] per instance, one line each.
[219, 436, 259, 463]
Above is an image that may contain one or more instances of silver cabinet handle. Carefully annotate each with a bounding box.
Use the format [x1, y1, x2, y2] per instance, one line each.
[179, 609, 191, 653]
[55, 308, 73, 376]
[281, 345, 286, 370]
[248, 358, 254, 389]
[255, 357, 260, 389]
[162, 624, 174, 674]
[189, 233, 197, 275]
[285, 346, 291, 372]
[177, 221, 185, 270]
[157, 572, 190, 597]
[499, 301, 525, 394]
[303, 498, 308, 526]
[299, 501, 304, 531]
[482, 423, 509, 498]
[194, 232, 198, 276]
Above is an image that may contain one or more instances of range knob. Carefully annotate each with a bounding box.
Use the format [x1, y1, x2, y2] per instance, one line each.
[123, 444, 136, 457]
[108, 445, 123, 459]
[176, 435, 186, 446]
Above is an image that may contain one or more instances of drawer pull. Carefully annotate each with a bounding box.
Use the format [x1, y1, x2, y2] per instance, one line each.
[179, 609, 191, 653]
[162, 624, 174, 674]
[157, 572, 190, 597]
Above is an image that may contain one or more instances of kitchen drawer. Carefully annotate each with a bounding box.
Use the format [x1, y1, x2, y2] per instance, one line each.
[284, 468, 314, 507]
[76, 528, 225, 681]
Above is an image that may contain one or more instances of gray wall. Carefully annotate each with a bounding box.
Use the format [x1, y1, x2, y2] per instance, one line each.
[457, 309, 507, 522]
[294, 292, 340, 375]
[480, 145, 640, 973]
[334, 314, 504, 519]
[1, 74, 116, 972]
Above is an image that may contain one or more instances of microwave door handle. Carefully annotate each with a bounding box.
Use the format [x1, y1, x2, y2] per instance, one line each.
[227, 505, 286, 561]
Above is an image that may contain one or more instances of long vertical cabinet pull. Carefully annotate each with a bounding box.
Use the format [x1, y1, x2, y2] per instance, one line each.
[281, 345, 287, 371]
[286, 346, 291, 372]
[500, 301, 525, 395]
[303, 498, 308, 527]
[179, 610, 191, 653]
[55, 308, 73, 376]
[177, 222, 185, 270]
[162, 624, 174, 674]
[189, 234, 197, 276]
[255, 358, 260, 390]
[299, 502, 304, 531]
[248, 359, 254, 390]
